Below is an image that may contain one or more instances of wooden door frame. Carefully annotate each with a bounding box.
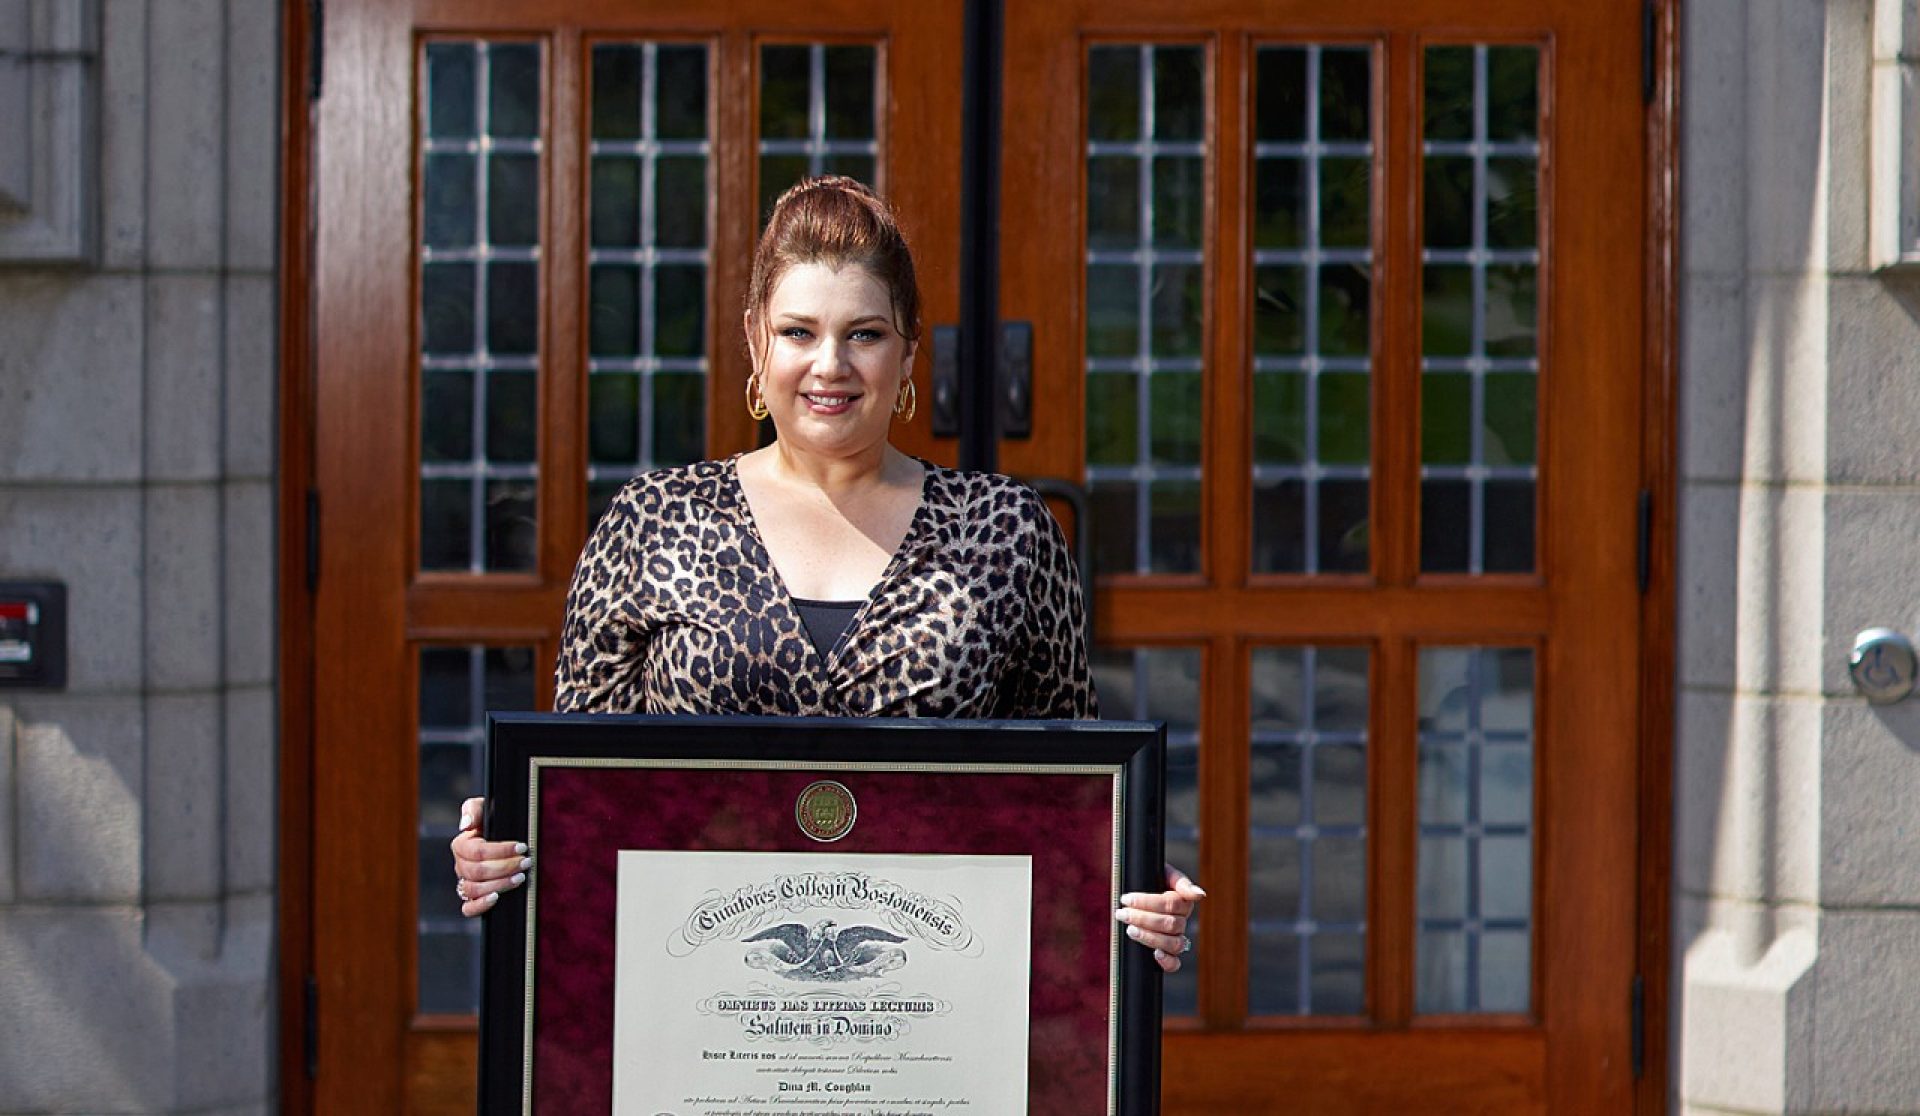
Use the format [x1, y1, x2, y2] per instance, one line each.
[272, 0, 1680, 1110]
[1634, 0, 1680, 1108]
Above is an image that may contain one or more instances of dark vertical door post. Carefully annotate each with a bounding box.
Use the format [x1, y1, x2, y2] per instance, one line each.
[958, 0, 1003, 471]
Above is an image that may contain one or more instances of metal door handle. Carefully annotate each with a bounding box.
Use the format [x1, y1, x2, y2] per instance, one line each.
[1021, 476, 1095, 652]
[930, 325, 961, 437]
[930, 321, 1031, 440]
[998, 321, 1032, 439]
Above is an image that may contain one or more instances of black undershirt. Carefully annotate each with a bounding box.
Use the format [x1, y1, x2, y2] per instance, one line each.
[789, 597, 862, 658]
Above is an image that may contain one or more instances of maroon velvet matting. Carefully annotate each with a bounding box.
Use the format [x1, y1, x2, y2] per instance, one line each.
[527, 764, 1118, 1114]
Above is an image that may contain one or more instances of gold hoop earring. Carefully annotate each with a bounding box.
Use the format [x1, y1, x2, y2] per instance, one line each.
[745, 370, 770, 421]
[894, 378, 917, 423]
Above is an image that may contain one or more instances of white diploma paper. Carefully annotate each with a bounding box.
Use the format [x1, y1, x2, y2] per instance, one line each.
[612, 850, 1033, 1116]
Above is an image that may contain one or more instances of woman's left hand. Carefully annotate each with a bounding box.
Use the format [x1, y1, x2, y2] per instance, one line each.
[1117, 863, 1206, 973]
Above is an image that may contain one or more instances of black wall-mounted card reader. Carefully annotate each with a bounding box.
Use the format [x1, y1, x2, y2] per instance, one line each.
[0, 581, 67, 690]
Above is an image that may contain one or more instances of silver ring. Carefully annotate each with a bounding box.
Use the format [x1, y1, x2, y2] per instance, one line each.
[456, 881, 468, 902]
[1180, 936, 1192, 955]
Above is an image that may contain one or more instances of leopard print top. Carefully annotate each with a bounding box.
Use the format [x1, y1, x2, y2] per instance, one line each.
[555, 456, 1097, 719]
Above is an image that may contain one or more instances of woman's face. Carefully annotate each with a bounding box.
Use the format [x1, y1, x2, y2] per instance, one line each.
[752, 261, 915, 462]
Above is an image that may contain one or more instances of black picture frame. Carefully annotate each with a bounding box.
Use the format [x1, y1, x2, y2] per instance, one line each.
[479, 713, 1165, 1116]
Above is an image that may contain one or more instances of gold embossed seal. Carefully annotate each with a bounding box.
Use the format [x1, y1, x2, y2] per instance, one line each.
[795, 780, 857, 843]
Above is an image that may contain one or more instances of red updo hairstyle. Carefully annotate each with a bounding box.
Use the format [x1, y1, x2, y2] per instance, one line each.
[745, 176, 923, 347]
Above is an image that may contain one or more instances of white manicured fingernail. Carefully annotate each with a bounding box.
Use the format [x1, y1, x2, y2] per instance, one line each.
[514, 842, 529, 855]
[1125, 925, 1142, 941]
[484, 891, 500, 907]
[459, 811, 473, 830]
[1113, 908, 1129, 922]
[518, 857, 534, 870]
[509, 872, 526, 887]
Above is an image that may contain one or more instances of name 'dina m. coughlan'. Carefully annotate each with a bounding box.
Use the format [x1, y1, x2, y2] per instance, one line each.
[778, 1081, 874, 1093]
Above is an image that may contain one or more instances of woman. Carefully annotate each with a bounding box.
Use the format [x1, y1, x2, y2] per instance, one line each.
[452, 176, 1202, 969]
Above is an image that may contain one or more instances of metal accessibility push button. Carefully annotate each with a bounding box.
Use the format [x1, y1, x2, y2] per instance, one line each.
[1849, 628, 1918, 705]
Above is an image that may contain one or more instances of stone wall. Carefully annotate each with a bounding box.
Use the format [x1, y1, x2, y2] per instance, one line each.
[0, 1, 279, 1112]
[1676, 0, 1920, 1111]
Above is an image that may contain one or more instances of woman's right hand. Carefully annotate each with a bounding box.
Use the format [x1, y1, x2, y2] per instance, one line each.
[451, 796, 531, 917]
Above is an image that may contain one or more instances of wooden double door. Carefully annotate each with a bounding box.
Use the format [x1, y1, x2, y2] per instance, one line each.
[300, 0, 1655, 1111]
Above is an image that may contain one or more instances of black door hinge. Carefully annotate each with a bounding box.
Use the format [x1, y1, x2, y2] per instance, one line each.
[1642, 0, 1657, 104]
[304, 973, 320, 1079]
[1636, 489, 1652, 594]
[997, 320, 1033, 439]
[305, 488, 321, 594]
[308, 0, 324, 101]
[1630, 972, 1646, 1077]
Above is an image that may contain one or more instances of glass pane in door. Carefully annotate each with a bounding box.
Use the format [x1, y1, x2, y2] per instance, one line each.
[1415, 646, 1535, 1014]
[1247, 645, 1369, 1016]
[1420, 45, 1540, 574]
[758, 43, 881, 219]
[1084, 44, 1208, 578]
[1093, 645, 1202, 1015]
[587, 42, 712, 522]
[1250, 45, 1374, 575]
[419, 41, 543, 573]
[416, 645, 537, 1014]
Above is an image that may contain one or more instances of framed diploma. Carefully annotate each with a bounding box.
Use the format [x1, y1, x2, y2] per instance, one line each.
[479, 713, 1165, 1116]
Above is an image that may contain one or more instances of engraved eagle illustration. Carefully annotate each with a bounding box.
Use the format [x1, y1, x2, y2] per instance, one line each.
[742, 919, 909, 981]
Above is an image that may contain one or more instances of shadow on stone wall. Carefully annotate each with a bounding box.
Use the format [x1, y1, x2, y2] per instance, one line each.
[0, 711, 273, 1111]
[1674, 0, 1832, 1108]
